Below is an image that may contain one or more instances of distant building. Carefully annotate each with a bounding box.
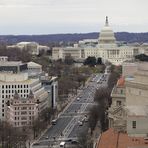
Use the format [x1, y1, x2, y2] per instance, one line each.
[0, 56, 8, 62]
[7, 42, 50, 56]
[16, 42, 39, 55]
[0, 60, 27, 73]
[27, 61, 42, 77]
[52, 17, 144, 65]
[41, 76, 58, 109]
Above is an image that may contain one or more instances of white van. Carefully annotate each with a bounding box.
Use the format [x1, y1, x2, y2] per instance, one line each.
[51, 119, 57, 125]
[60, 141, 65, 147]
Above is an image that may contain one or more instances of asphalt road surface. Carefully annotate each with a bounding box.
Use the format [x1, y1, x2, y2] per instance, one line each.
[32, 72, 110, 148]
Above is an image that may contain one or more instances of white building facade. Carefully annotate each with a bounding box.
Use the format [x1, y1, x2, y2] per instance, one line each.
[52, 17, 144, 65]
[0, 59, 49, 121]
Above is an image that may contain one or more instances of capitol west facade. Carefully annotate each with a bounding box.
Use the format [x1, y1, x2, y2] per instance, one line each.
[52, 17, 147, 65]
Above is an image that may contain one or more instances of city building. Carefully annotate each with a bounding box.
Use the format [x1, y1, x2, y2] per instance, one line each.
[7, 42, 50, 56]
[0, 58, 49, 121]
[0, 56, 8, 62]
[126, 105, 148, 137]
[125, 62, 148, 106]
[122, 62, 138, 78]
[7, 91, 38, 127]
[41, 76, 58, 109]
[27, 61, 42, 77]
[0, 60, 27, 73]
[52, 17, 143, 65]
[124, 62, 148, 137]
[108, 62, 148, 138]
[108, 77, 127, 131]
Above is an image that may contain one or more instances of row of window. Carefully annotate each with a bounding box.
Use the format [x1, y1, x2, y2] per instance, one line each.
[2, 94, 29, 99]
[14, 116, 34, 120]
[1, 84, 29, 89]
[14, 107, 35, 110]
[1, 89, 29, 94]
[14, 121, 32, 126]
[14, 111, 35, 115]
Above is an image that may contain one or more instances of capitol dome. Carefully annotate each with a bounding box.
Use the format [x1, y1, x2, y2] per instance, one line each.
[98, 16, 116, 45]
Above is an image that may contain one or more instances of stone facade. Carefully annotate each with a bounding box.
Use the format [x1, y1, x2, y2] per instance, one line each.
[7, 91, 38, 127]
[108, 77, 127, 132]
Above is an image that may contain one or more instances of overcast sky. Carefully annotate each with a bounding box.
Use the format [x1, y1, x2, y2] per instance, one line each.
[0, 0, 148, 35]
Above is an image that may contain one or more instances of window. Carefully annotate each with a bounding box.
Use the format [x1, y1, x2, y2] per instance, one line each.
[21, 117, 27, 120]
[132, 121, 136, 129]
[116, 101, 122, 106]
[22, 107, 27, 110]
[128, 88, 131, 93]
[121, 89, 123, 94]
[21, 111, 27, 115]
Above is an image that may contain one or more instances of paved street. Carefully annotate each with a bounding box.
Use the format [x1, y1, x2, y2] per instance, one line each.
[32, 72, 109, 148]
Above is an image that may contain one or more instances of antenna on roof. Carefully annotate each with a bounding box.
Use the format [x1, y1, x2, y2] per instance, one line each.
[105, 16, 109, 26]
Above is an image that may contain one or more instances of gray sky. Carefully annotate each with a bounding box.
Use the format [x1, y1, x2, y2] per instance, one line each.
[0, 0, 148, 34]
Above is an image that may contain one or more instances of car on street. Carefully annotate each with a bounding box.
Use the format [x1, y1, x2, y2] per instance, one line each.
[51, 119, 57, 125]
[77, 97, 80, 101]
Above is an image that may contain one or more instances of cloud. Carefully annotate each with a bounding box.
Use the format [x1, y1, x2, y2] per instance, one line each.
[0, 0, 148, 34]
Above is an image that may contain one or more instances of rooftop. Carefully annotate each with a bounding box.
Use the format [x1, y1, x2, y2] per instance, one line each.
[27, 61, 42, 68]
[0, 61, 23, 66]
[97, 128, 148, 148]
[117, 76, 125, 87]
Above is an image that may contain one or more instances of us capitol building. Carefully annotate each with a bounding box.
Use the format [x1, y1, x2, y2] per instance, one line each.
[52, 17, 148, 65]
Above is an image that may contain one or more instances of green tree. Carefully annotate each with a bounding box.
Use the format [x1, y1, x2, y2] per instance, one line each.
[135, 54, 148, 61]
[84, 56, 97, 67]
[97, 57, 102, 65]
[64, 55, 74, 65]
